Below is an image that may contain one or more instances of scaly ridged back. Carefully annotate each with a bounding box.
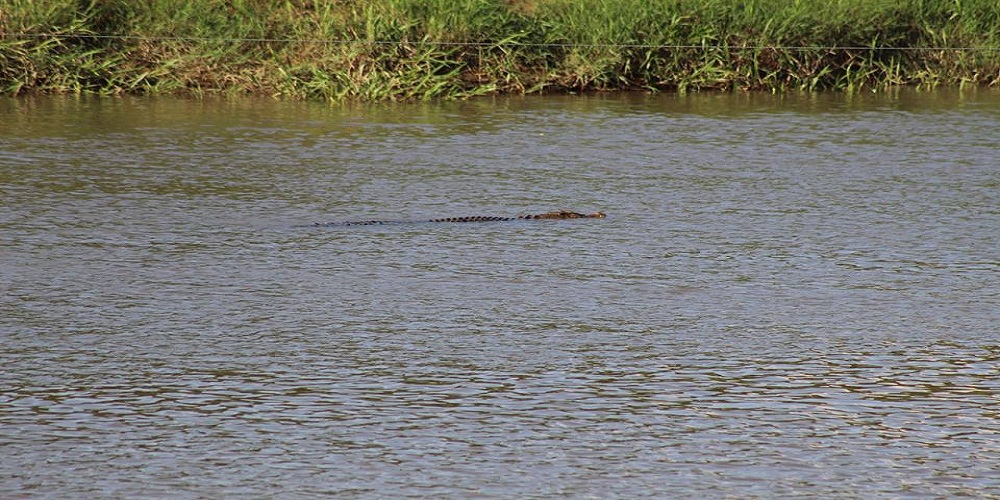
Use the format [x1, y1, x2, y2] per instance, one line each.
[312, 210, 605, 227]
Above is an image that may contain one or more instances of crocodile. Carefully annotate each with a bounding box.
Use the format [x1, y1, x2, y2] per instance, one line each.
[313, 210, 606, 227]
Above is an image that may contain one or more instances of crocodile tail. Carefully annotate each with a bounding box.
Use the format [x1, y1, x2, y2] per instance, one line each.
[313, 219, 394, 226]
[345, 220, 394, 225]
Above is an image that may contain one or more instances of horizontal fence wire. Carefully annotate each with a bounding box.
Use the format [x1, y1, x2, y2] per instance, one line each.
[3, 32, 1000, 51]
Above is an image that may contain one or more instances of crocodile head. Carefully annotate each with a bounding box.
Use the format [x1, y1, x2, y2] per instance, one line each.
[528, 210, 606, 219]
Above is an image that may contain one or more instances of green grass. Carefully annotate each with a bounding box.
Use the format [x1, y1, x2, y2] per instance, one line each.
[2, 0, 998, 99]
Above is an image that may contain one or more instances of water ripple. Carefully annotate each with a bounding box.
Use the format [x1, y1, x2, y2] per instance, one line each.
[3, 90, 1000, 498]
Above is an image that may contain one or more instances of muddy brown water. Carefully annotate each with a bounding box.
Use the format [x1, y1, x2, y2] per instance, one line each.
[2, 90, 999, 497]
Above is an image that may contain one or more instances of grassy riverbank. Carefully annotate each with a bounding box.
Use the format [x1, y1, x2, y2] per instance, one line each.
[2, 0, 998, 99]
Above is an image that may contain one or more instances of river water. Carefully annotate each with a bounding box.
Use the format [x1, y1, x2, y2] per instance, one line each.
[2, 90, 999, 498]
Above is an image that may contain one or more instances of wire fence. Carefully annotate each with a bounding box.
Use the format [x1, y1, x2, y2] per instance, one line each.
[4, 32, 1000, 52]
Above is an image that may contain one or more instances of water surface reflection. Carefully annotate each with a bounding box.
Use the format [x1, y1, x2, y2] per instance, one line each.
[2, 90, 999, 498]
